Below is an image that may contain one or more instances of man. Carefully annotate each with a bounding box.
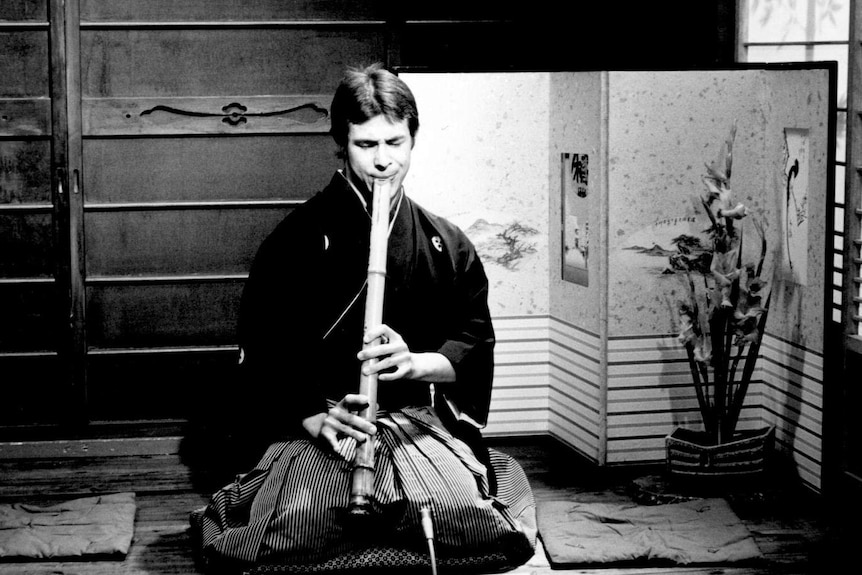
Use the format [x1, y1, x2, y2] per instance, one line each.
[191, 63, 535, 572]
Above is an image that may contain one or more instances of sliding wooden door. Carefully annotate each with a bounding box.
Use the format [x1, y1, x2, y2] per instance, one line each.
[2, 0, 389, 434]
[0, 0, 72, 429]
[74, 1, 387, 426]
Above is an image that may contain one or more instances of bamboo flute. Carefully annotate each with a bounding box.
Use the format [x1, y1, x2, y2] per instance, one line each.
[348, 179, 391, 516]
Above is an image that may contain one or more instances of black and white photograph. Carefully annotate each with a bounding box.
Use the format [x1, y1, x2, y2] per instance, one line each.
[0, 2, 859, 574]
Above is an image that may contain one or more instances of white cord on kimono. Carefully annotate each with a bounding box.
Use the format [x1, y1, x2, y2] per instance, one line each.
[322, 278, 367, 341]
[420, 506, 438, 575]
[323, 171, 404, 341]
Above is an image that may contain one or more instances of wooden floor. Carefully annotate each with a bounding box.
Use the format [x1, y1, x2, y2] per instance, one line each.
[0, 435, 856, 575]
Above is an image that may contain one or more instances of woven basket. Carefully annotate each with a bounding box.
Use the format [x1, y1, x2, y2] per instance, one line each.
[666, 426, 775, 479]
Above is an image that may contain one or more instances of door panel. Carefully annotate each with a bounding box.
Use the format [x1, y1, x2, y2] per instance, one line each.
[0, 99, 52, 136]
[0, 141, 52, 203]
[0, 212, 54, 275]
[86, 283, 244, 348]
[70, 4, 380, 424]
[0, 283, 61, 351]
[0, 31, 49, 97]
[0, 356, 67, 425]
[0, 0, 68, 427]
[82, 136, 336, 203]
[0, 1, 47, 20]
[84, 209, 290, 275]
[80, 29, 386, 97]
[86, 350, 238, 421]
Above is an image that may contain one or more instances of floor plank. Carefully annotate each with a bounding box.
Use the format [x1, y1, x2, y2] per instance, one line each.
[0, 435, 854, 575]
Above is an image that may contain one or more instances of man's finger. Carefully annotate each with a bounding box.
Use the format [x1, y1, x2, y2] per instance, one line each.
[344, 413, 377, 435]
[339, 394, 370, 410]
[328, 414, 374, 441]
[319, 427, 340, 453]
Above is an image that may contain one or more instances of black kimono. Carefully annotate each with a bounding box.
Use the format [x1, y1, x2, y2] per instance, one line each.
[191, 173, 536, 571]
[237, 171, 495, 442]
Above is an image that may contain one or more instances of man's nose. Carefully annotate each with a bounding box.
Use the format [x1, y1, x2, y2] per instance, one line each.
[374, 145, 391, 170]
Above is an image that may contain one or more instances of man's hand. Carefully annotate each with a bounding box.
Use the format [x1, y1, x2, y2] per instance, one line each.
[301, 393, 377, 453]
[357, 324, 455, 383]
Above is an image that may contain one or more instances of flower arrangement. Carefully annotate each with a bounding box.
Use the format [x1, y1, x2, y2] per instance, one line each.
[671, 122, 774, 446]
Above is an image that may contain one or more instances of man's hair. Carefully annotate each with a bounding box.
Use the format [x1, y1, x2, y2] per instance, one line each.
[330, 63, 419, 156]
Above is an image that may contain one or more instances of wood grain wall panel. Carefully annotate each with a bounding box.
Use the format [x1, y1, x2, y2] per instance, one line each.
[86, 283, 243, 348]
[0, 0, 47, 21]
[0, 31, 49, 97]
[0, 283, 61, 352]
[0, 98, 52, 137]
[79, 28, 386, 98]
[0, 140, 52, 203]
[79, 0, 385, 22]
[82, 136, 337, 203]
[83, 208, 289, 276]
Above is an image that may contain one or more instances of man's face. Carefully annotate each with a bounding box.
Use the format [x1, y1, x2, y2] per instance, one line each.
[345, 115, 413, 200]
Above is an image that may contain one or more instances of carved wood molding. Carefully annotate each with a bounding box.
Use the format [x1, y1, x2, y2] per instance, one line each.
[83, 95, 331, 136]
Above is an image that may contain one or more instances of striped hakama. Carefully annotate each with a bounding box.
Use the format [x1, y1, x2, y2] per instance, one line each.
[191, 406, 536, 572]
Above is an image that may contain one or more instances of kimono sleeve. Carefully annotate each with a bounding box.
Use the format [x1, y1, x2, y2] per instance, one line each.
[436, 232, 496, 427]
[235, 215, 329, 439]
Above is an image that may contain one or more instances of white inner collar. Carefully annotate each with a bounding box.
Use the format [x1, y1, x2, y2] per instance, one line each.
[337, 169, 404, 235]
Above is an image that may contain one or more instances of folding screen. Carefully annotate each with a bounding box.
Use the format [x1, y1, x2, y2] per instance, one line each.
[401, 65, 833, 490]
